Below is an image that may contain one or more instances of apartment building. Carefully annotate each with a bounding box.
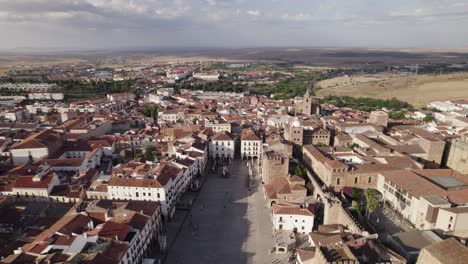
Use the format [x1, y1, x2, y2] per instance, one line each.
[10, 129, 64, 164]
[302, 145, 422, 192]
[4, 200, 165, 264]
[28, 92, 64, 101]
[107, 92, 136, 102]
[0, 83, 59, 92]
[446, 136, 468, 174]
[6, 167, 60, 200]
[241, 128, 262, 159]
[376, 169, 468, 231]
[210, 131, 235, 160]
[100, 161, 197, 218]
[264, 176, 307, 206]
[272, 203, 315, 234]
[192, 72, 220, 81]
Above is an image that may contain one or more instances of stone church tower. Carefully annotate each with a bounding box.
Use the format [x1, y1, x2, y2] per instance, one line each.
[302, 87, 320, 116]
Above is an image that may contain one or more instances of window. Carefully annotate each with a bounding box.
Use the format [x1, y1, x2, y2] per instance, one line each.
[449, 216, 454, 222]
[368, 177, 372, 184]
[336, 178, 340, 185]
[354, 177, 358, 184]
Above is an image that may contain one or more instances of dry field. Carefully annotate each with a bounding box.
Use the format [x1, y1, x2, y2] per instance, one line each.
[316, 75, 386, 88]
[293, 65, 336, 71]
[316, 72, 468, 106]
[0, 55, 85, 68]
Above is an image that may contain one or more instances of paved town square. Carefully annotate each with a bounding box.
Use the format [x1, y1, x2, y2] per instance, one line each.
[164, 160, 288, 264]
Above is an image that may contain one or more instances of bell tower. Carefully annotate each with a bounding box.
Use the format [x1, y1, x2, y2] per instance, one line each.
[302, 87, 320, 116]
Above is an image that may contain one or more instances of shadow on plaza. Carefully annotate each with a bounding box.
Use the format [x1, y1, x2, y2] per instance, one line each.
[164, 159, 257, 264]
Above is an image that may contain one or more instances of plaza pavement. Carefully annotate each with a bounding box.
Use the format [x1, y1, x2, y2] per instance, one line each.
[164, 159, 290, 264]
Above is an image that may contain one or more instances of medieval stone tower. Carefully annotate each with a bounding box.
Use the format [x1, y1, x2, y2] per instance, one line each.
[302, 87, 320, 116]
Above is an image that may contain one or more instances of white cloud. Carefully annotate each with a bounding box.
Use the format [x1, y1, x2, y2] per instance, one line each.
[0, 0, 468, 49]
[246, 10, 260, 16]
[389, 1, 468, 19]
[281, 13, 315, 22]
[204, 0, 217, 6]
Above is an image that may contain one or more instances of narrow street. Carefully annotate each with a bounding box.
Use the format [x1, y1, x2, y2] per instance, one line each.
[164, 159, 285, 264]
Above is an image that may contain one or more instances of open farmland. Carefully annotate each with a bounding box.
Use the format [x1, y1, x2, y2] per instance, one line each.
[316, 72, 468, 106]
[316, 75, 388, 88]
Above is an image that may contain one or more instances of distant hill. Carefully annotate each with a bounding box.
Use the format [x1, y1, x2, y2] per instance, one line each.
[1, 47, 468, 68]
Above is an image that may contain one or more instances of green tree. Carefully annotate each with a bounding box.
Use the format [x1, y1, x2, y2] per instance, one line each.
[348, 143, 359, 150]
[423, 115, 434, 123]
[143, 146, 156, 161]
[389, 111, 406, 120]
[142, 106, 158, 119]
[295, 165, 306, 177]
[352, 200, 361, 214]
[365, 188, 380, 218]
[314, 142, 328, 147]
[351, 188, 364, 201]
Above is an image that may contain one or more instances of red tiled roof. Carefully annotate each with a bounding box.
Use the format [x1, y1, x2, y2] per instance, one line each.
[98, 221, 131, 241]
[154, 164, 181, 186]
[241, 128, 260, 141]
[12, 173, 55, 189]
[212, 131, 235, 141]
[272, 204, 314, 216]
[58, 214, 91, 236]
[11, 130, 62, 150]
[108, 177, 163, 188]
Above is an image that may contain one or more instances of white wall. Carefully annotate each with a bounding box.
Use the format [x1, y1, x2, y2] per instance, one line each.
[272, 213, 314, 234]
[108, 185, 169, 214]
[435, 209, 468, 232]
[11, 148, 49, 164]
[241, 140, 262, 158]
[210, 139, 235, 158]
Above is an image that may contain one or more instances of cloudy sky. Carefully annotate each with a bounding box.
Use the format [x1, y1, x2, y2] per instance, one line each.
[1, 0, 468, 50]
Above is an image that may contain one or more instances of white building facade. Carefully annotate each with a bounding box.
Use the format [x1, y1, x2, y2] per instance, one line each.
[210, 132, 235, 160]
[272, 204, 315, 234]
